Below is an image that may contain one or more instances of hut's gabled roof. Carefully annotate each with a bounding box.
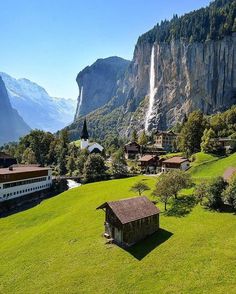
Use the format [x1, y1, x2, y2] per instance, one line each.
[97, 196, 160, 224]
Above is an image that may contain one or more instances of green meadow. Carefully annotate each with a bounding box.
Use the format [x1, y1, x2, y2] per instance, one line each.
[190, 152, 236, 181]
[1, 153, 236, 293]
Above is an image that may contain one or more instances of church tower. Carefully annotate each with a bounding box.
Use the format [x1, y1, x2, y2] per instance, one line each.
[80, 118, 89, 149]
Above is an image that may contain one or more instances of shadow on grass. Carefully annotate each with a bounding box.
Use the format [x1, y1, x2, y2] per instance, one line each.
[125, 228, 173, 261]
[165, 195, 196, 217]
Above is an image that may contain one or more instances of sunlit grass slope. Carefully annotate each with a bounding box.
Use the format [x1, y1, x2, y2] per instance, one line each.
[1, 175, 236, 293]
[189, 152, 236, 181]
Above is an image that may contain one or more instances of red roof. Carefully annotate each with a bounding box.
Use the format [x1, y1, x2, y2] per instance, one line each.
[97, 196, 160, 224]
[139, 155, 158, 162]
[162, 156, 188, 164]
[0, 165, 51, 175]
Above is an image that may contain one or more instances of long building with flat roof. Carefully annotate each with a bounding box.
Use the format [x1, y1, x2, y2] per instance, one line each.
[0, 165, 52, 202]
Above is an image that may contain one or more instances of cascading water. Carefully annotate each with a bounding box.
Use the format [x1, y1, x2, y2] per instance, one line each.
[77, 86, 84, 117]
[145, 45, 157, 131]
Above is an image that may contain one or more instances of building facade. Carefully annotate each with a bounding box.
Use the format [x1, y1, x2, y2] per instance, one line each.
[156, 131, 177, 152]
[139, 154, 160, 173]
[162, 156, 190, 172]
[124, 142, 140, 159]
[0, 166, 52, 202]
[97, 196, 160, 247]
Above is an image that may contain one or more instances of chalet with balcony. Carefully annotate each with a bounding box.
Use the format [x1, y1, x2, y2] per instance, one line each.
[124, 142, 141, 159]
[139, 154, 160, 174]
[156, 131, 178, 152]
[162, 156, 190, 172]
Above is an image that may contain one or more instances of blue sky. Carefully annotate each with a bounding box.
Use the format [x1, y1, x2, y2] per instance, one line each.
[0, 0, 211, 99]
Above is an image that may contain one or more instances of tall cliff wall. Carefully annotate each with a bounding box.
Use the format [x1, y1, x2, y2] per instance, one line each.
[125, 33, 236, 132]
[69, 0, 236, 140]
[74, 56, 130, 119]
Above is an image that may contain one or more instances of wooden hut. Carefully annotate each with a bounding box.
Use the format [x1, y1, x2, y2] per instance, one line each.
[97, 196, 160, 247]
[124, 142, 140, 159]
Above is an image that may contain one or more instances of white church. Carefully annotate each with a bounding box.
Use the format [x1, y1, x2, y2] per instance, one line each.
[80, 119, 104, 153]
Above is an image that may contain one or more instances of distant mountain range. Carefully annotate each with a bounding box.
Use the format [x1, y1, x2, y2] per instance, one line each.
[0, 77, 30, 145]
[0, 72, 77, 133]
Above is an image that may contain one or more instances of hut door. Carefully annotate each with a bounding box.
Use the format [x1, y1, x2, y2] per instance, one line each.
[114, 228, 122, 242]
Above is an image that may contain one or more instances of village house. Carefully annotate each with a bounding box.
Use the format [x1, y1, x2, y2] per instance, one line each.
[0, 152, 17, 168]
[0, 165, 52, 202]
[80, 119, 104, 153]
[97, 196, 160, 247]
[155, 131, 178, 152]
[162, 156, 190, 172]
[139, 154, 160, 174]
[124, 141, 140, 159]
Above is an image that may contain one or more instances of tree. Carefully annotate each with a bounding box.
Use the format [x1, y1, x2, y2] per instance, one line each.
[22, 148, 37, 164]
[167, 170, 192, 199]
[138, 130, 148, 155]
[66, 156, 76, 176]
[194, 181, 209, 205]
[131, 129, 138, 142]
[153, 171, 192, 210]
[111, 149, 128, 178]
[58, 148, 67, 176]
[138, 130, 148, 146]
[223, 174, 236, 210]
[204, 177, 226, 210]
[83, 154, 107, 183]
[59, 129, 69, 150]
[130, 181, 150, 196]
[201, 128, 218, 153]
[178, 111, 206, 156]
[152, 174, 173, 211]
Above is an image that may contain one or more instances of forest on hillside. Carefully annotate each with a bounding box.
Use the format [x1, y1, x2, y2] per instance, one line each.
[137, 0, 236, 46]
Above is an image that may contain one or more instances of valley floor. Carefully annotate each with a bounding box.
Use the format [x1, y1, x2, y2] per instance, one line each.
[1, 155, 236, 293]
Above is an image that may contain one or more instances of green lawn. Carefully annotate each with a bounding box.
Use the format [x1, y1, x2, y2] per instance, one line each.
[1, 175, 236, 293]
[189, 152, 236, 181]
[71, 139, 81, 147]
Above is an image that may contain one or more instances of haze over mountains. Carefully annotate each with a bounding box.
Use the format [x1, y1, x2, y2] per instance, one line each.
[0, 72, 77, 133]
[0, 77, 30, 145]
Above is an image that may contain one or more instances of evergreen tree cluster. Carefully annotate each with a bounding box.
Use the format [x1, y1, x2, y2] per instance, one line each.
[138, 0, 236, 46]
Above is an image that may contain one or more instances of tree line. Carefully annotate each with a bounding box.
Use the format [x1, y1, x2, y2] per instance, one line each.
[138, 0, 236, 46]
[177, 106, 236, 156]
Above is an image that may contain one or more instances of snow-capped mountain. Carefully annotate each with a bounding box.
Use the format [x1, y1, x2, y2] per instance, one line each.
[0, 72, 77, 132]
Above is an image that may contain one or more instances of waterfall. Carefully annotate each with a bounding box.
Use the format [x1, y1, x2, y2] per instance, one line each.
[145, 45, 157, 131]
[77, 86, 84, 117]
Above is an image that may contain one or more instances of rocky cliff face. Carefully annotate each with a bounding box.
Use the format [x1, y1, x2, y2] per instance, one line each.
[0, 77, 30, 145]
[125, 33, 236, 132]
[69, 0, 236, 140]
[74, 56, 130, 119]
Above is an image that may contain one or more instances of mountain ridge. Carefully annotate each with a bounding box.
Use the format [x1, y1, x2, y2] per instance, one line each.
[0, 72, 77, 133]
[0, 76, 30, 145]
[68, 0, 236, 141]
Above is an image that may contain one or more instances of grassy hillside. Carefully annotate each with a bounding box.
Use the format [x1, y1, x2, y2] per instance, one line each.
[1, 176, 236, 293]
[189, 152, 236, 181]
